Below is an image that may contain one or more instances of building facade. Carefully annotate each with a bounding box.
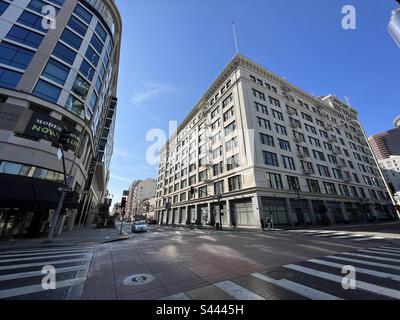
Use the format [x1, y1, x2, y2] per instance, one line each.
[369, 128, 400, 160]
[0, 0, 122, 238]
[126, 178, 157, 220]
[380, 156, 400, 205]
[155, 55, 395, 229]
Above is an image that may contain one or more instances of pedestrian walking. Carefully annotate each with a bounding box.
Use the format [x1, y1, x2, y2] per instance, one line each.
[266, 216, 272, 231]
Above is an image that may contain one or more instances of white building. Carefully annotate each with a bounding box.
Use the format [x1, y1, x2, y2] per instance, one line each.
[126, 179, 157, 219]
[380, 156, 400, 205]
[154, 55, 396, 228]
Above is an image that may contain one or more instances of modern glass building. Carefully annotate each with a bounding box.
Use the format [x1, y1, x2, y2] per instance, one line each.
[0, 0, 122, 238]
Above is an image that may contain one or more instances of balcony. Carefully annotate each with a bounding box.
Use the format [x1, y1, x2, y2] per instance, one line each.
[336, 161, 346, 168]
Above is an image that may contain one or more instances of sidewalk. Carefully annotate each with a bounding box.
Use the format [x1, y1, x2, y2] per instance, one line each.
[0, 226, 129, 250]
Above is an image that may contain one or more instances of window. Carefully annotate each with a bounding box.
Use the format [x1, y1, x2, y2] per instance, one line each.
[42, 58, 70, 85]
[212, 146, 222, 159]
[317, 165, 330, 178]
[252, 88, 265, 101]
[227, 154, 240, 171]
[224, 121, 236, 135]
[272, 109, 283, 121]
[257, 117, 271, 130]
[0, 67, 22, 89]
[266, 172, 283, 189]
[228, 175, 242, 191]
[74, 4, 93, 24]
[71, 75, 90, 100]
[255, 102, 268, 114]
[211, 119, 220, 130]
[263, 151, 279, 167]
[324, 182, 337, 195]
[60, 29, 82, 50]
[213, 162, 223, 176]
[0, 42, 34, 69]
[273, 123, 286, 136]
[225, 137, 238, 152]
[80, 59, 95, 81]
[95, 22, 107, 42]
[214, 181, 224, 195]
[278, 139, 291, 151]
[260, 133, 274, 146]
[189, 175, 196, 186]
[67, 16, 88, 37]
[17, 11, 47, 32]
[269, 96, 281, 108]
[0, 0, 10, 15]
[90, 34, 103, 54]
[282, 156, 296, 170]
[199, 170, 208, 183]
[53, 43, 77, 65]
[222, 94, 233, 108]
[223, 107, 234, 122]
[307, 179, 321, 193]
[88, 91, 97, 112]
[28, 0, 59, 14]
[33, 80, 61, 103]
[6, 25, 44, 48]
[65, 94, 84, 116]
[287, 176, 300, 191]
[85, 46, 100, 67]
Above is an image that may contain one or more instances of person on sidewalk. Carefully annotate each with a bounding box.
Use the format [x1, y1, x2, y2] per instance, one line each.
[266, 216, 272, 231]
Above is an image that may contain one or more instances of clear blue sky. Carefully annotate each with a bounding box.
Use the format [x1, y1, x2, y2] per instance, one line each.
[108, 0, 399, 206]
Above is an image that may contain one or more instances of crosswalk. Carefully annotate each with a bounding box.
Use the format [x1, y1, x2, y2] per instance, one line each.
[282, 229, 399, 242]
[0, 246, 94, 300]
[160, 245, 400, 300]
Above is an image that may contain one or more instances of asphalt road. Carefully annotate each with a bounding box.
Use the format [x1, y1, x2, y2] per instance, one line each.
[81, 223, 400, 300]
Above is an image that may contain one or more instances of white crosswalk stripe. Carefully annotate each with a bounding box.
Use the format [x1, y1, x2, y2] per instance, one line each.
[0, 245, 94, 300]
[285, 229, 398, 242]
[159, 245, 400, 301]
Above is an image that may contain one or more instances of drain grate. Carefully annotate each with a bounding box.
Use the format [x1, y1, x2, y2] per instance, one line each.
[123, 274, 155, 286]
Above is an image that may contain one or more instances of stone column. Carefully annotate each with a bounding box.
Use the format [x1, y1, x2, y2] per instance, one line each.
[307, 200, 317, 225]
[207, 202, 212, 225]
[226, 200, 232, 227]
[252, 195, 262, 228]
[285, 198, 296, 226]
[323, 200, 335, 224]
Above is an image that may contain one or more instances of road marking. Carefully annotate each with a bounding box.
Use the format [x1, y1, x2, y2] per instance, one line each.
[317, 232, 348, 237]
[284, 264, 400, 299]
[327, 256, 400, 271]
[375, 248, 400, 253]
[332, 234, 367, 239]
[0, 277, 86, 299]
[0, 249, 91, 259]
[0, 258, 90, 271]
[358, 249, 400, 257]
[308, 259, 400, 282]
[353, 237, 385, 241]
[214, 281, 265, 300]
[341, 252, 400, 263]
[0, 266, 87, 282]
[160, 292, 190, 300]
[380, 247, 400, 252]
[0, 252, 88, 263]
[251, 272, 342, 300]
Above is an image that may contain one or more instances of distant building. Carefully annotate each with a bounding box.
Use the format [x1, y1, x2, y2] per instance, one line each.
[126, 179, 157, 219]
[379, 156, 400, 205]
[395, 116, 400, 128]
[369, 128, 400, 160]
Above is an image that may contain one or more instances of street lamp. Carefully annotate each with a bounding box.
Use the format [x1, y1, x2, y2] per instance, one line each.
[388, 1, 400, 47]
[327, 119, 400, 219]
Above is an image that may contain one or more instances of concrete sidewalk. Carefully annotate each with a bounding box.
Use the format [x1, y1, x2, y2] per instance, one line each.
[0, 226, 129, 250]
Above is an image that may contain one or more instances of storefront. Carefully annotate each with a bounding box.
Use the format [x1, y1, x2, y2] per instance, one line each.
[327, 201, 345, 223]
[231, 199, 256, 227]
[198, 204, 209, 226]
[290, 199, 312, 226]
[261, 197, 290, 226]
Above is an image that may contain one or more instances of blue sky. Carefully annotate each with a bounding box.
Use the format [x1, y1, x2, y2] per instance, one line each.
[108, 0, 399, 206]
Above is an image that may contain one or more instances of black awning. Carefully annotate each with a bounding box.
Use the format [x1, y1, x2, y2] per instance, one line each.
[0, 174, 78, 209]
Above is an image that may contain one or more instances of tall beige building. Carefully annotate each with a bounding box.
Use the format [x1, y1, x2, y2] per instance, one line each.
[155, 55, 395, 228]
[126, 178, 157, 219]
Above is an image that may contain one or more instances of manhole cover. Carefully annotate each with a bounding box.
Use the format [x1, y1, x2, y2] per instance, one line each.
[123, 274, 155, 286]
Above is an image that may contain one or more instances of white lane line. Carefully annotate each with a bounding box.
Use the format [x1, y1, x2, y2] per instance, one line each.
[0, 247, 94, 255]
[0, 252, 88, 263]
[358, 249, 400, 257]
[308, 259, 400, 282]
[333, 234, 366, 239]
[284, 264, 400, 299]
[0, 258, 89, 271]
[0, 249, 91, 259]
[353, 237, 385, 241]
[317, 233, 349, 237]
[380, 247, 400, 252]
[214, 281, 265, 300]
[341, 252, 400, 263]
[251, 273, 342, 300]
[0, 277, 86, 299]
[327, 256, 400, 271]
[375, 248, 400, 253]
[0, 266, 87, 282]
[159, 292, 190, 300]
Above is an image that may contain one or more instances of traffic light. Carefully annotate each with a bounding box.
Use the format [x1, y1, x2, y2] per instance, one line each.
[121, 197, 127, 208]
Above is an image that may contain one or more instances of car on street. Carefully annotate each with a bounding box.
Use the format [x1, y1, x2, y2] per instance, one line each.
[132, 220, 148, 233]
